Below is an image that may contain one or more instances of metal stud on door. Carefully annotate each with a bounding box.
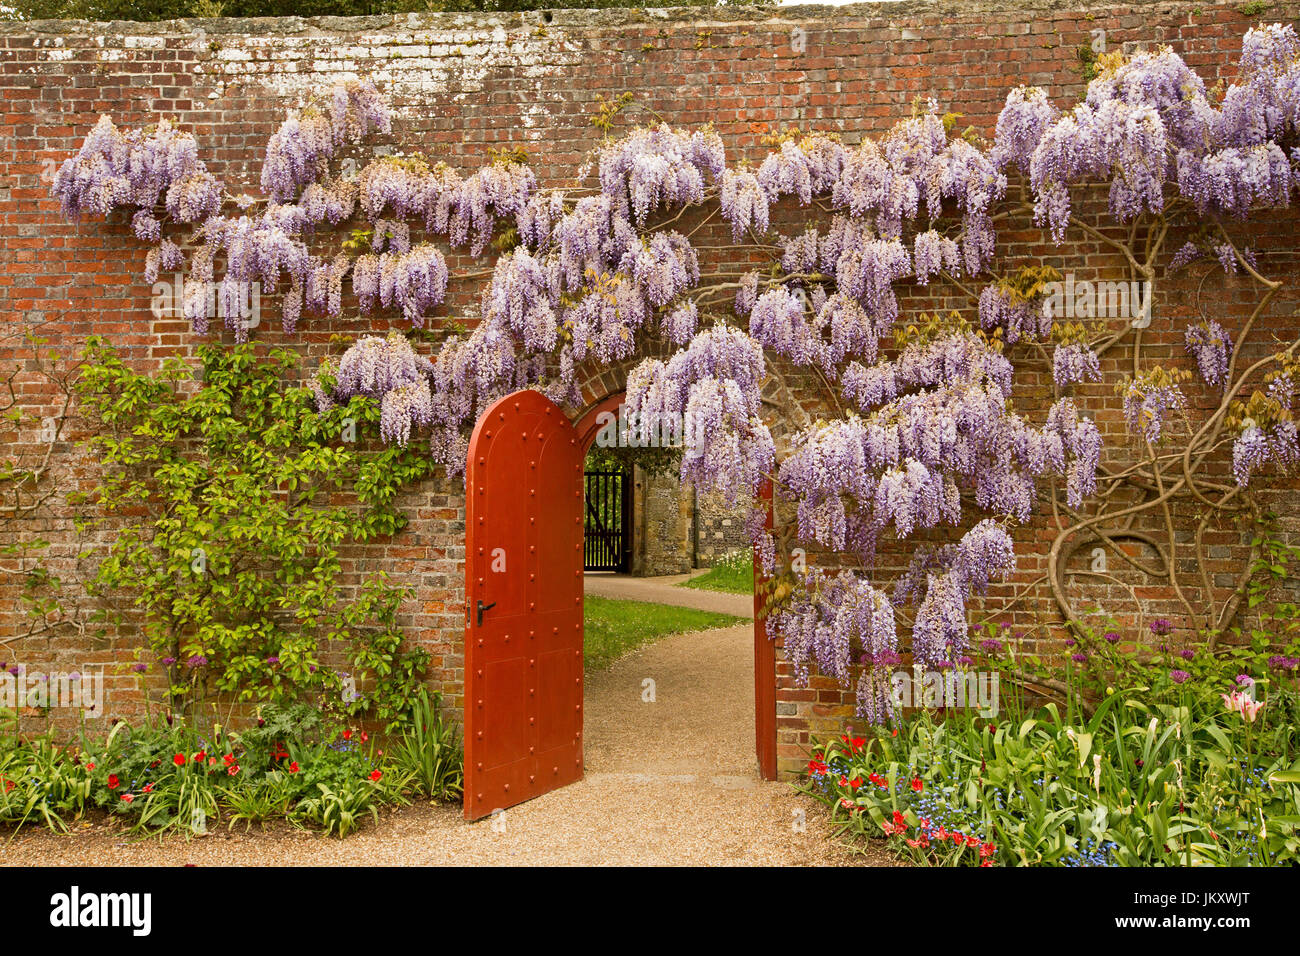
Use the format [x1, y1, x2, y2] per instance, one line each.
[464, 390, 584, 820]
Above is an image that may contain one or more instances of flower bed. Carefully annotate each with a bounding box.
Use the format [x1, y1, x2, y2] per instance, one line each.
[0, 692, 461, 839]
[800, 656, 1300, 866]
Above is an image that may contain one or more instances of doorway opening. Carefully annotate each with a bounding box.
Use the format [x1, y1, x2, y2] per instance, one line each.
[463, 389, 775, 820]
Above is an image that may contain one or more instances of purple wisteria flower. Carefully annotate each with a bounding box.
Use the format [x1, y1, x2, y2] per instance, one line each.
[1184, 321, 1233, 390]
[1052, 342, 1102, 388]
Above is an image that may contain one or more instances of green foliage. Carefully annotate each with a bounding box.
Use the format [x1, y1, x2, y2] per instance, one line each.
[682, 549, 753, 595]
[582, 595, 743, 670]
[1076, 43, 1100, 83]
[802, 670, 1300, 866]
[0, 705, 456, 838]
[585, 442, 682, 479]
[74, 339, 431, 729]
[0, 717, 93, 832]
[390, 688, 463, 801]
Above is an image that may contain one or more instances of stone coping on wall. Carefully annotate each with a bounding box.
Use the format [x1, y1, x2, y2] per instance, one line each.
[0, 0, 1258, 38]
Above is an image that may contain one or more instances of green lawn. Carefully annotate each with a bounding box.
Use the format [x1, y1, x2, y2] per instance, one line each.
[582, 595, 744, 670]
[680, 551, 754, 595]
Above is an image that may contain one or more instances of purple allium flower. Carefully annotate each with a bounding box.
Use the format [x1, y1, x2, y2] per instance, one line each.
[1179, 648, 1195, 660]
[1104, 632, 1120, 644]
[1071, 652, 1088, 664]
[161, 657, 176, 666]
[957, 655, 975, 667]
[132, 663, 147, 673]
[1169, 669, 1190, 684]
[872, 649, 903, 667]
[8, 665, 21, 676]
[1268, 655, 1299, 671]
[1235, 674, 1255, 687]
[1149, 618, 1174, 637]
[1064, 638, 1077, 647]
[980, 638, 1004, 654]
[265, 656, 280, 665]
[186, 655, 208, 669]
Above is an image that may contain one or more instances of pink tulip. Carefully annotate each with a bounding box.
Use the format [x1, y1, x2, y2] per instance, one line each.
[1221, 691, 1265, 722]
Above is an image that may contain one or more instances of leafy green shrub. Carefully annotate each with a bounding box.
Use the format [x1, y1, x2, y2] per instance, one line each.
[390, 689, 463, 802]
[75, 339, 431, 729]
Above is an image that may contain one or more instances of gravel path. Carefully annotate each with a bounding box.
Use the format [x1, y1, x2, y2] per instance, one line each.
[1, 617, 892, 866]
[583, 572, 754, 618]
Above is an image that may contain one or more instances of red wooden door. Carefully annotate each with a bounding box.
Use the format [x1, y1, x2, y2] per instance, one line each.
[463, 390, 584, 820]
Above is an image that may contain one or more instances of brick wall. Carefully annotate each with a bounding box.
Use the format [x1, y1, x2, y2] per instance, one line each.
[1, 3, 1297, 777]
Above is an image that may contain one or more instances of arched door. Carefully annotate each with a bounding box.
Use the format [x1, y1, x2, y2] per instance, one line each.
[463, 390, 584, 820]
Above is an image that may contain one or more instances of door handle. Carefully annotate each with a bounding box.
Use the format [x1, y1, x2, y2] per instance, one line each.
[476, 600, 496, 626]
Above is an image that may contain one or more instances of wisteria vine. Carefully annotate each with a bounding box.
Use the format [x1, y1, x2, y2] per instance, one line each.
[50, 26, 1300, 722]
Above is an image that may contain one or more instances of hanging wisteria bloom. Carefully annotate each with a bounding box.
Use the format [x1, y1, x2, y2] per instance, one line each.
[913, 230, 962, 285]
[748, 286, 828, 367]
[1052, 341, 1102, 388]
[261, 80, 390, 203]
[598, 123, 724, 224]
[1121, 370, 1188, 444]
[380, 380, 435, 446]
[53, 116, 219, 221]
[1232, 420, 1300, 486]
[625, 321, 774, 507]
[757, 134, 846, 205]
[979, 282, 1053, 343]
[719, 168, 770, 241]
[990, 86, 1059, 173]
[1184, 320, 1233, 390]
[767, 568, 898, 719]
[328, 331, 434, 404]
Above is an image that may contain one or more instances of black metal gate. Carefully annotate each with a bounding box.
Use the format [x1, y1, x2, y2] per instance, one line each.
[584, 469, 632, 572]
